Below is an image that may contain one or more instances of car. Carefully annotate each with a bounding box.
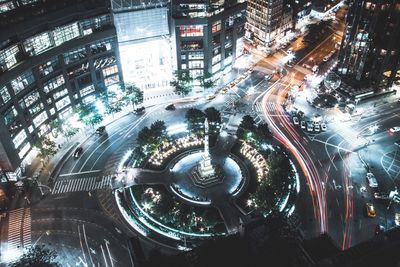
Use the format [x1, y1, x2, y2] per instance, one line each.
[389, 127, 400, 133]
[365, 203, 376, 218]
[395, 213, 400, 226]
[73, 147, 83, 158]
[366, 172, 378, 188]
[293, 117, 299, 125]
[95, 126, 106, 135]
[312, 65, 319, 73]
[206, 94, 216, 100]
[321, 123, 327, 131]
[307, 122, 314, 132]
[300, 121, 306, 129]
[133, 107, 145, 114]
[374, 192, 390, 200]
[165, 104, 176, 110]
[302, 63, 312, 69]
[286, 62, 294, 68]
[395, 140, 400, 148]
[265, 74, 272, 81]
[222, 87, 228, 94]
[323, 55, 330, 62]
[314, 124, 320, 132]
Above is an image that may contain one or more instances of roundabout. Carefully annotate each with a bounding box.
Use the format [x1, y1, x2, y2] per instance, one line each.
[113, 115, 298, 249]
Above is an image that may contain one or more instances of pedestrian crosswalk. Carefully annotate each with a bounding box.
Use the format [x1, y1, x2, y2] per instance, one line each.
[254, 102, 277, 114]
[8, 208, 31, 251]
[52, 175, 112, 195]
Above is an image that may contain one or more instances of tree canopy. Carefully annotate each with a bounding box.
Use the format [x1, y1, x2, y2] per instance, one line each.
[170, 70, 193, 96]
[10, 245, 59, 267]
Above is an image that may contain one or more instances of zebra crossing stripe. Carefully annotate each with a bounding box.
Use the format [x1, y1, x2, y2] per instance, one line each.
[52, 176, 112, 195]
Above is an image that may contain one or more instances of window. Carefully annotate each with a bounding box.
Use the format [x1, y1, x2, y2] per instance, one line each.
[55, 96, 71, 111]
[0, 86, 11, 104]
[38, 58, 59, 77]
[82, 94, 96, 104]
[24, 90, 40, 107]
[102, 65, 118, 77]
[53, 88, 68, 100]
[53, 23, 80, 46]
[212, 54, 221, 65]
[0, 45, 19, 71]
[212, 20, 221, 33]
[90, 38, 114, 54]
[23, 32, 53, 56]
[181, 41, 203, 51]
[80, 14, 113, 35]
[179, 25, 204, 37]
[188, 52, 204, 60]
[188, 60, 204, 69]
[29, 102, 44, 116]
[10, 70, 34, 95]
[77, 75, 92, 88]
[33, 111, 48, 127]
[104, 75, 119, 86]
[13, 130, 27, 148]
[80, 85, 95, 97]
[63, 47, 87, 65]
[93, 55, 116, 69]
[18, 142, 31, 159]
[189, 69, 203, 78]
[43, 75, 65, 93]
[4, 107, 17, 125]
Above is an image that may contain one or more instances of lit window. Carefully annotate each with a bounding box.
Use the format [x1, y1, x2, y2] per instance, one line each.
[179, 25, 204, 37]
[53, 23, 80, 46]
[13, 130, 27, 148]
[55, 96, 71, 111]
[0, 86, 11, 104]
[10, 70, 34, 95]
[212, 20, 221, 33]
[23, 32, 53, 56]
[43, 75, 65, 93]
[33, 111, 48, 128]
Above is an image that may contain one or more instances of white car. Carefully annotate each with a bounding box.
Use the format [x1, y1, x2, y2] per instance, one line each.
[321, 123, 327, 131]
[366, 172, 378, 188]
[265, 74, 272, 81]
[300, 121, 306, 129]
[293, 117, 299, 125]
[389, 127, 400, 133]
[314, 124, 320, 132]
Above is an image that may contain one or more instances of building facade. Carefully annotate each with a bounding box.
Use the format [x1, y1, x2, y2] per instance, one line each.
[111, 0, 173, 90]
[0, 0, 123, 173]
[337, 0, 400, 90]
[245, 0, 292, 49]
[171, 0, 247, 83]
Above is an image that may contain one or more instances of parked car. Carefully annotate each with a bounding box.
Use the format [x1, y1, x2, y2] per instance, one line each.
[314, 123, 320, 132]
[293, 117, 299, 125]
[222, 87, 228, 94]
[321, 123, 327, 131]
[395, 140, 400, 147]
[95, 126, 106, 135]
[265, 74, 272, 81]
[300, 121, 306, 129]
[134, 107, 146, 114]
[389, 126, 400, 133]
[395, 213, 400, 226]
[366, 172, 378, 188]
[302, 63, 312, 69]
[73, 147, 83, 158]
[312, 65, 319, 73]
[365, 203, 376, 218]
[307, 122, 314, 132]
[286, 62, 294, 68]
[165, 104, 176, 110]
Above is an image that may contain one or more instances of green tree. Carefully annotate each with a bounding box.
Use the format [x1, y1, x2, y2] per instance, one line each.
[48, 118, 62, 138]
[198, 72, 215, 89]
[250, 183, 277, 214]
[256, 123, 272, 140]
[185, 108, 205, 135]
[34, 136, 58, 160]
[10, 245, 59, 267]
[236, 115, 256, 140]
[73, 103, 103, 128]
[63, 125, 80, 142]
[137, 126, 152, 150]
[123, 83, 143, 110]
[170, 70, 193, 96]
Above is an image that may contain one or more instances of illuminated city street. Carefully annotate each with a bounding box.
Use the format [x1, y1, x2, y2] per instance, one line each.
[0, 0, 400, 266]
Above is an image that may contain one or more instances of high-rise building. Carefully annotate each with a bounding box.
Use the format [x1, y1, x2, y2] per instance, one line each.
[337, 0, 400, 91]
[171, 0, 247, 84]
[245, 0, 292, 49]
[111, 0, 173, 90]
[0, 0, 123, 173]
